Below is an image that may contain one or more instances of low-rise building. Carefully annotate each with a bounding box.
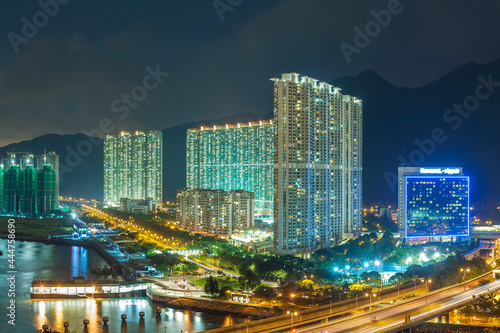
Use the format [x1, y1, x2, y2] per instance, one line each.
[229, 235, 273, 254]
[119, 197, 157, 214]
[176, 188, 254, 236]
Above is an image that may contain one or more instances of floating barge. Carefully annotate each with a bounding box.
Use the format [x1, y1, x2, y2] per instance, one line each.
[30, 276, 148, 299]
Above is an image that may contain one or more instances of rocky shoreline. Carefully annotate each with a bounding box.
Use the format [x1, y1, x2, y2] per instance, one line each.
[166, 297, 280, 319]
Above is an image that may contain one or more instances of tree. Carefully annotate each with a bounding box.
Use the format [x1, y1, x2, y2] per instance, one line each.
[380, 230, 394, 246]
[238, 269, 261, 291]
[270, 269, 287, 281]
[389, 272, 406, 285]
[204, 276, 220, 295]
[348, 284, 372, 296]
[254, 284, 277, 300]
[300, 279, 314, 289]
[219, 286, 233, 299]
[361, 271, 381, 286]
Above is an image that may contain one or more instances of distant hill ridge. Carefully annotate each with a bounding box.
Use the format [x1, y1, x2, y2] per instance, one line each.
[2, 58, 500, 205]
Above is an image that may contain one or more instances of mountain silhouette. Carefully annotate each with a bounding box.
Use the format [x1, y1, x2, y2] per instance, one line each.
[2, 59, 499, 206]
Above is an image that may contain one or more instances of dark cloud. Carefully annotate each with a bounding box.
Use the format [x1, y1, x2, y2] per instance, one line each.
[0, 0, 499, 146]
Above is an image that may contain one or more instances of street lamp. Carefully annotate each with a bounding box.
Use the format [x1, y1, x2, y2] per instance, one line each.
[460, 268, 470, 282]
[421, 278, 432, 304]
[287, 311, 298, 330]
[413, 276, 418, 291]
[366, 293, 377, 317]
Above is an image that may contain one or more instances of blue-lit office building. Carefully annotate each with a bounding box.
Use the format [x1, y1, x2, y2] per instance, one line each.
[398, 167, 469, 243]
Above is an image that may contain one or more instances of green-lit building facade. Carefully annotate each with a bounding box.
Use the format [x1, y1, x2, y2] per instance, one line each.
[104, 130, 163, 205]
[0, 152, 59, 216]
[186, 121, 273, 219]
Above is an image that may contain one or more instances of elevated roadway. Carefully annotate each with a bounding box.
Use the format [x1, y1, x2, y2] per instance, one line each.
[300, 278, 500, 333]
[201, 273, 497, 333]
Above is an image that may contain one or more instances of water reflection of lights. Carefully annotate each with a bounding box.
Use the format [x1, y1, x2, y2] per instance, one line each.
[119, 299, 133, 310]
[34, 301, 48, 330]
[39, 301, 46, 316]
[30, 298, 245, 332]
[165, 308, 174, 319]
[86, 298, 97, 312]
[138, 299, 147, 308]
[222, 316, 232, 327]
[55, 301, 63, 325]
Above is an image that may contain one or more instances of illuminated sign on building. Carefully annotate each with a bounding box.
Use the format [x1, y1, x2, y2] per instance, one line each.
[419, 168, 461, 175]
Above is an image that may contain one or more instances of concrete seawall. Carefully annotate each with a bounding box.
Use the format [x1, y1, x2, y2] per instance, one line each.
[147, 288, 178, 302]
[165, 297, 279, 319]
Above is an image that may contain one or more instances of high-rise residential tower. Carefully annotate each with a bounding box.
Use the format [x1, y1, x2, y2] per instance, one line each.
[0, 151, 59, 216]
[186, 121, 273, 219]
[104, 130, 163, 205]
[271, 73, 363, 254]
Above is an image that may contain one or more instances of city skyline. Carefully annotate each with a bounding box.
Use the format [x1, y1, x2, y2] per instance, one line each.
[1, 58, 500, 206]
[1, 2, 500, 332]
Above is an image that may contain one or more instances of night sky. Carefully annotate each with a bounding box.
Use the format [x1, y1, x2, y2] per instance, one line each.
[0, 0, 499, 146]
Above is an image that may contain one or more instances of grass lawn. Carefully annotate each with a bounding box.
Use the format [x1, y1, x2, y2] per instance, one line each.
[0, 217, 74, 239]
[117, 237, 158, 254]
[191, 256, 239, 275]
[109, 234, 134, 241]
[120, 241, 145, 254]
[190, 276, 241, 291]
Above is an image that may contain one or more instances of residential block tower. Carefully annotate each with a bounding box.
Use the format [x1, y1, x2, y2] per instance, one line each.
[271, 73, 363, 254]
[176, 188, 255, 236]
[104, 130, 163, 205]
[186, 121, 273, 219]
[0, 151, 59, 216]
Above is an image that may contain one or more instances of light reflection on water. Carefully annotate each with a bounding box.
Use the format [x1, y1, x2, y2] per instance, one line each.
[30, 297, 244, 333]
[0, 239, 246, 333]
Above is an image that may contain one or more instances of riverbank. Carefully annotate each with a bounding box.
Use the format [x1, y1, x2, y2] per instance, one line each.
[0, 234, 52, 243]
[0, 234, 99, 247]
[0, 239, 244, 332]
[0, 234, 138, 281]
[166, 297, 280, 319]
[0, 217, 75, 239]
